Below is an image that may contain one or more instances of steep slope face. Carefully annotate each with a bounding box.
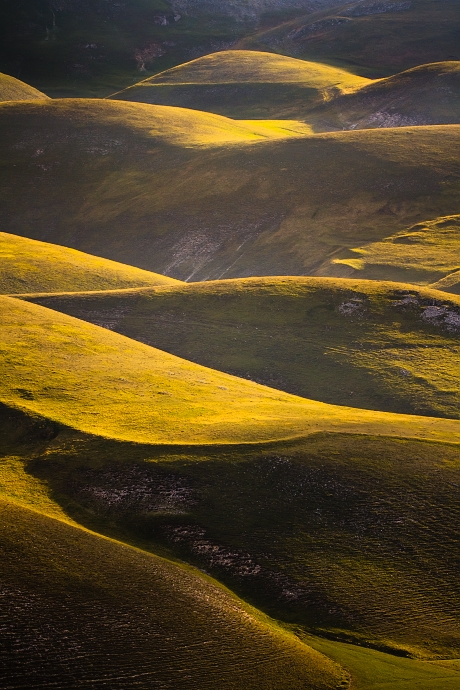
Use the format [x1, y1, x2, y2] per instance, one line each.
[3, 295, 460, 445]
[0, 72, 49, 102]
[110, 49, 369, 119]
[1, 99, 459, 282]
[0, 232, 180, 294]
[238, 0, 460, 77]
[311, 62, 460, 130]
[0, 499, 344, 690]
[29, 277, 460, 419]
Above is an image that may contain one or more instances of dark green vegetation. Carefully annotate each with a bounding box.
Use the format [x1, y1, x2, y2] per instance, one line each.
[28, 276, 460, 419]
[0, 496, 345, 689]
[0, 403, 459, 664]
[1, 98, 459, 281]
[0, 0, 246, 97]
[239, 0, 460, 77]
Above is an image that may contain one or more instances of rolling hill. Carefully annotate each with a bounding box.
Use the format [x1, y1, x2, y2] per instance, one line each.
[0, 72, 49, 102]
[1, 98, 459, 281]
[3, 295, 460, 445]
[0, 231, 181, 294]
[1, 387, 459, 662]
[110, 53, 460, 129]
[0, 293, 458, 663]
[27, 276, 460, 419]
[238, 0, 460, 77]
[0, 498, 344, 690]
[310, 61, 460, 131]
[110, 49, 370, 119]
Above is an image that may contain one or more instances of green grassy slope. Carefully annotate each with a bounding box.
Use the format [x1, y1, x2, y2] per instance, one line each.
[28, 277, 460, 419]
[333, 214, 460, 285]
[0, 72, 49, 102]
[238, 0, 460, 77]
[304, 634, 460, 690]
[0, 498, 344, 690]
[1, 98, 459, 281]
[311, 62, 460, 131]
[3, 295, 460, 445]
[0, 232, 180, 294]
[1, 406, 458, 661]
[110, 49, 369, 119]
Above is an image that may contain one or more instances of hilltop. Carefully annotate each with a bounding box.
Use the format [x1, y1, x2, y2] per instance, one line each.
[110, 49, 369, 119]
[1, 98, 459, 281]
[0, 498, 343, 690]
[110, 53, 460, 128]
[0, 72, 48, 102]
[238, 0, 460, 77]
[0, 232, 180, 294]
[28, 276, 460, 419]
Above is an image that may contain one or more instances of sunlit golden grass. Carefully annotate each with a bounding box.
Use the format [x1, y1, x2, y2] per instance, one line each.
[0, 98, 309, 148]
[1, 98, 459, 281]
[0, 71, 49, 102]
[138, 50, 370, 87]
[28, 276, 460, 420]
[1, 295, 460, 445]
[0, 497, 344, 690]
[0, 231, 181, 294]
[110, 50, 369, 119]
[111, 53, 460, 130]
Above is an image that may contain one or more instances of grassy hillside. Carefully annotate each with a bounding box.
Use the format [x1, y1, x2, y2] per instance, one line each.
[0, 0, 252, 97]
[238, 0, 460, 77]
[1, 98, 459, 281]
[0, 72, 49, 102]
[1, 404, 458, 661]
[28, 277, 460, 419]
[3, 295, 460, 445]
[0, 232, 180, 294]
[333, 215, 460, 285]
[311, 62, 460, 131]
[110, 54, 460, 129]
[110, 49, 369, 119]
[0, 498, 344, 690]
